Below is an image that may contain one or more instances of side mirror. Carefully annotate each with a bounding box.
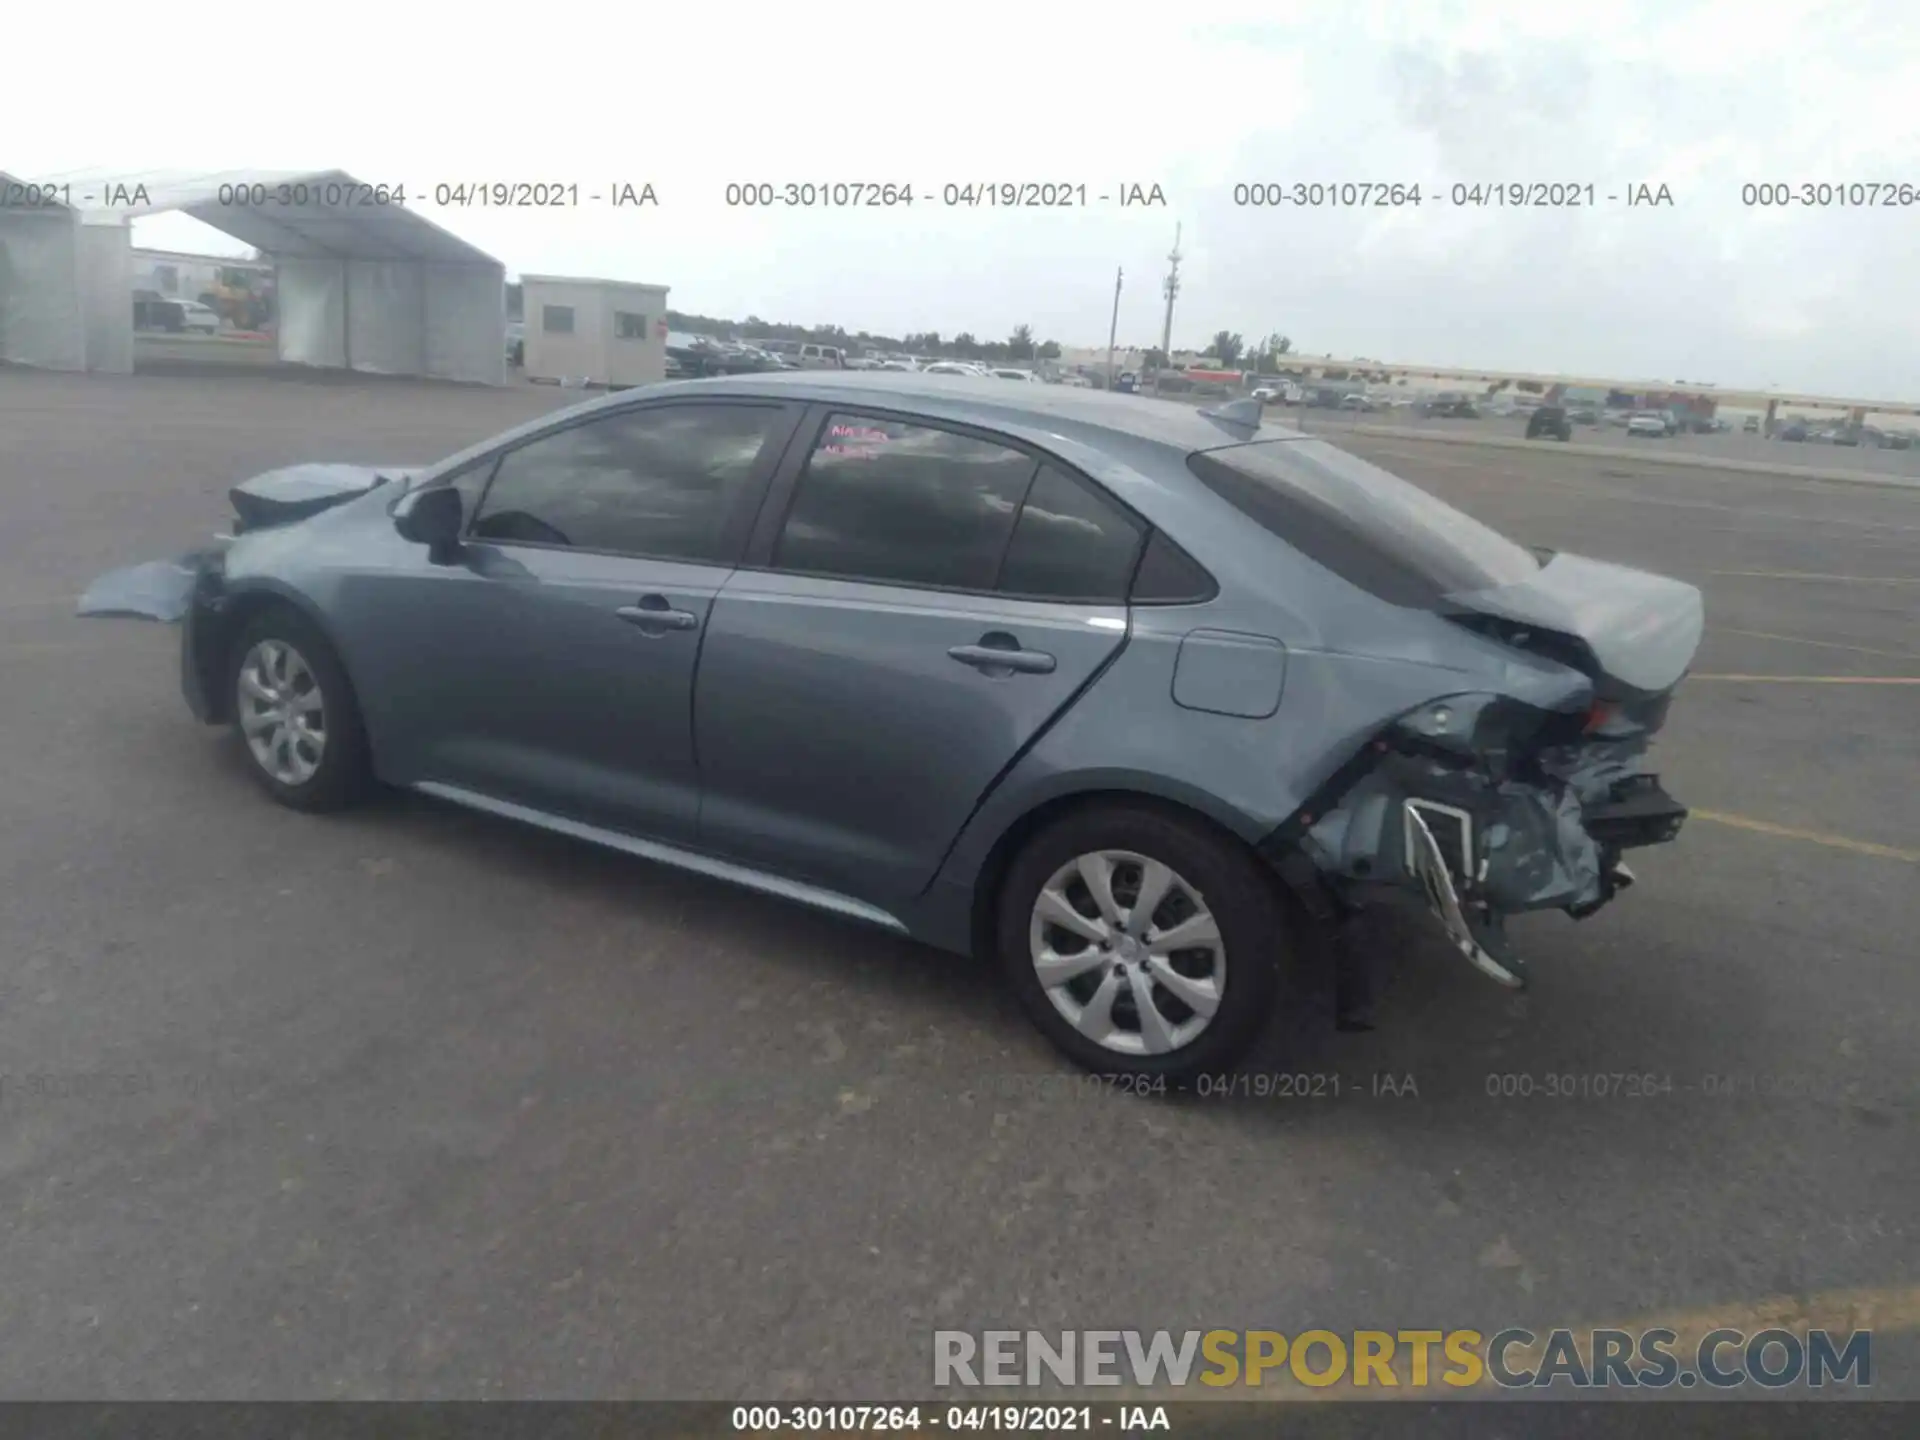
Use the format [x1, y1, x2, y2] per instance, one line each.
[394, 486, 465, 564]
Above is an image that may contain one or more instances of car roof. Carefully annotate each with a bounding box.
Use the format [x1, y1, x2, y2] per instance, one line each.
[601, 370, 1309, 451]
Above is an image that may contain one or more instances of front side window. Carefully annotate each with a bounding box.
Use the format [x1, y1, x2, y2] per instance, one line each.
[542, 304, 575, 334]
[471, 404, 786, 562]
[614, 311, 648, 340]
[774, 413, 1038, 590]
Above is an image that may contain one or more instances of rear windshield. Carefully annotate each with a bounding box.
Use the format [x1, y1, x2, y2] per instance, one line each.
[1186, 439, 1540, 606]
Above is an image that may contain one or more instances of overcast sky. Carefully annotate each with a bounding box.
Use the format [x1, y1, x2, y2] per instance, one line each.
[10, 0, 1917, 397]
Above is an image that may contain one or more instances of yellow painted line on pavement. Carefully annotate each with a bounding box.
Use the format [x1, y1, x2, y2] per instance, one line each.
[1691, 673, 1920, 684]
[1720, 627, 1920, 660]
[1690, 809, 1920, 863]
[1709, 570, 1920, 584]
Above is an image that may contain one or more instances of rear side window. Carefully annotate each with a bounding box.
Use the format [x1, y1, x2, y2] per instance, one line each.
[996, 466, 1144, 602]
[1129, 530, 1216, 603]
[774, 413, 1037, 589]
[1186, 439, 1539, 607]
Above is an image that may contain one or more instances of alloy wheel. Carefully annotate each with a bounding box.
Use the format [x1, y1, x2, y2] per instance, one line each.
[237, 639, 327, 786]
[1028, 850, 1225, 1056]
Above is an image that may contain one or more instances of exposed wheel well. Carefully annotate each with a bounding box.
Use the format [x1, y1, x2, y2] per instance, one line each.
[202, 593, 345, 723]
[967, 789, 1286, 961]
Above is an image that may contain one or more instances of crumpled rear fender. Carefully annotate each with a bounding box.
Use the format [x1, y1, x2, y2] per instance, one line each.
[1260, 691, 1673, 919]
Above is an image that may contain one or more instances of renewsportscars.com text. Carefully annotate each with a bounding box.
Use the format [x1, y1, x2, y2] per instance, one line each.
[933, 1327, 1871, 1390]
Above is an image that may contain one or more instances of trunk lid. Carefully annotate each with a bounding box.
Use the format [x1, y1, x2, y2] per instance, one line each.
[1445, 551, 1704, 701]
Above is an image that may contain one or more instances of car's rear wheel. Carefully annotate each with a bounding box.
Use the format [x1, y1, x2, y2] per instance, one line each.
[228, 606, 371, 812]
[996, 804, 1289, 1082]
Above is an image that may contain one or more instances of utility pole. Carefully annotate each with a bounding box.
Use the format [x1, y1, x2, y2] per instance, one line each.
[1105, 267, 1122, 391]
[1159, 223, 1182, 369]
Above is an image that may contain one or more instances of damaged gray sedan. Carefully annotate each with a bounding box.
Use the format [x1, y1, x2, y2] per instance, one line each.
[81, 374, 1697, 1081]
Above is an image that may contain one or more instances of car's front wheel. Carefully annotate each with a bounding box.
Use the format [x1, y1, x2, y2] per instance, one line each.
[996, 804, 1290, 1082]
[228, 606, 371, 812]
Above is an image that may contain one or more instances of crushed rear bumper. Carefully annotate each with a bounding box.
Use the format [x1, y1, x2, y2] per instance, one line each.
[1261, 712, 1688, 988]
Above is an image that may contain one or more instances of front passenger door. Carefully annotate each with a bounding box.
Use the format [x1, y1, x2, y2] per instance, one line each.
[359, 400, 798, 845]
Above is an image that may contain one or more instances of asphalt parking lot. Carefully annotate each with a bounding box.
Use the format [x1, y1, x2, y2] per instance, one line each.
[1301, 406, 1920, 483]
[2, 367, 1916, 1400]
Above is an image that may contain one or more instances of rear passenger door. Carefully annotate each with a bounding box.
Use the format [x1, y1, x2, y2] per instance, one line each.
[694, 408, 1147, 905]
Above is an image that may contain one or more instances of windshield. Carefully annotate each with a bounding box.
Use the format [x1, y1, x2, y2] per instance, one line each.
[1186, 438, 1541, 606]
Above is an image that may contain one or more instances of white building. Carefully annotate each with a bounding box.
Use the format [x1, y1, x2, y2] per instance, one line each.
[522, 275, 671, 387]
[130, 247, 272, 299]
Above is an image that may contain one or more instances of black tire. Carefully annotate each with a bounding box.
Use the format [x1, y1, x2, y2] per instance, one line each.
[995, 803, 1292, 1081]
[226, 605, 371, 812]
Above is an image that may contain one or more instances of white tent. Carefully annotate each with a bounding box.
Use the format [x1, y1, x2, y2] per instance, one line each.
[3, 168, 506, 383]
[0, 172, 91, 370]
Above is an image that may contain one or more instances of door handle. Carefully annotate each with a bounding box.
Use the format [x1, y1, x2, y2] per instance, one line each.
[616, 595, 700, 633]
[948, 641, 1056, 675]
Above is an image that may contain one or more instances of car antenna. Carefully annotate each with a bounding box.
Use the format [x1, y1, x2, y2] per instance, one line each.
[1197, 397, 1265, 439]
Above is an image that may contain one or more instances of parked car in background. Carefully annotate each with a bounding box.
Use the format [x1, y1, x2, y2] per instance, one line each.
[1626, 413, 1669, 438]
[664, 333, 732, 379]
[793, 343, 846, 370]
[1526, 404, 1572, 441]
[989, 368, 1043, 383]
[1566, 405, 1600, 426]
[665, 335, 786, 379]
[1339, 393, 1376, 412]
[1421, 396, 1479, 419]
[725, 344, 788, 373]
[174, 299, 222, 334]
[135, 296, 222, 334]
[922, 361, 986, 377]
[1777, 420, 1809, 442]
[1251, 382, 1302, 405]
[84, 373, 1698, 1080]
[1742, 416, 1761, 432]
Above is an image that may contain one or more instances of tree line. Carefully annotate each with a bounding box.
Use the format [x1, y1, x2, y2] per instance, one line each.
[665, 311, 1064, 363]
[507, 285, 1324, 372]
